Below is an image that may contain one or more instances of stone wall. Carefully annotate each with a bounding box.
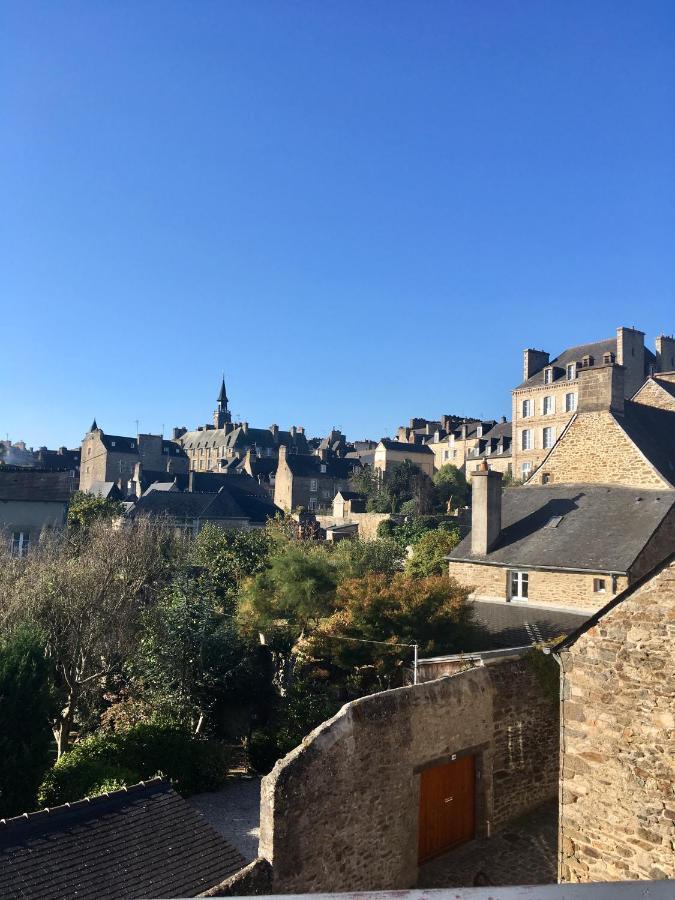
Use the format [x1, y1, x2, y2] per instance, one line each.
[528, 410, 669, 488]
[559, 556, 675, 882]
[632, 378, 675, 412]
[316, 511, 390, 541]
[448, 560, 628, 612]
[257, 658, 558, 894]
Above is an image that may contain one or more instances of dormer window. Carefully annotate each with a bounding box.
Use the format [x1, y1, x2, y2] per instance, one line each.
[544, 367, 553, 384]
[603, 352, 615, 364]
[581, 355, 593, 367]
[320, 464, 327, 473]
[111, 441, 116, 447]
[566, 363, 577, 380]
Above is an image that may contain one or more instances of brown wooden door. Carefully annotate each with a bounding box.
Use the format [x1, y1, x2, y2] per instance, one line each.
[418, 755, 476, 863]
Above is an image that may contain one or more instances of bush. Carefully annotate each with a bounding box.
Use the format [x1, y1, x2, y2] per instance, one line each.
[404, 528, 460, 577]
[39, 723, 229, 805]
[248, 729, 281, 775]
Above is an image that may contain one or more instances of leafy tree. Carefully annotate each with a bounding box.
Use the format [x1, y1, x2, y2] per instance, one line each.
[0, 626, 55, 816]
[0, 518, 179, 756]
[433, 464, 469, 510]
[308, 573, 478, 689]
[189, 524, 270, 613]
[404, 528, 460, 577]
[330, 537, 402, 579]
[67, 490, 123, 532]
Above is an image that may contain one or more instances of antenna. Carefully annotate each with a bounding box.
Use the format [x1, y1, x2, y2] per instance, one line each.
[135, 419, 139, 438]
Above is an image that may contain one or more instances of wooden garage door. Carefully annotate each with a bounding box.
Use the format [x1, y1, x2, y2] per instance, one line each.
[418, 755, 476, 863]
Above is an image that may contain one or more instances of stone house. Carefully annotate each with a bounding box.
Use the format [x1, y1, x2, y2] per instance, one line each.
[274, 446, 358, 512]
[79, 421, 188, 496]
[0, 468, 76, 555]
[447, 465, 675, 613]
[427, 419, 499, 473]
[332, 490, 366, 519]
[463, 419, 513, 482]
[632, 370, 675, 412]
[512, 327, 675, 481]
[553, 552, 675, 882]
[373, 439, 435, 478]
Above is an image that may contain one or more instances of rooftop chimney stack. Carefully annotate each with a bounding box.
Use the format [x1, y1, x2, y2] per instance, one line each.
[655, 334, 675, 373]
[523, 348, 550, 381]
[471, 461, 503, 556]
[577, 363, 625, 415]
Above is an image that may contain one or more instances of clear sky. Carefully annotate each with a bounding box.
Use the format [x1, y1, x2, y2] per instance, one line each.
[1, 1, 674, 449]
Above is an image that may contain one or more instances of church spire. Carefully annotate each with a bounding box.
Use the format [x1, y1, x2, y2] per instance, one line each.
[213, 376, 232, 429]
[217, 375, 228, 406]
[89, 418, 99, 432]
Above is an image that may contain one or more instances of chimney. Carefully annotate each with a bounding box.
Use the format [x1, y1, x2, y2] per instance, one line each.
[242, 422, 249, 434]
[278, 444, 287, 464]
[297, 426, 305, 435]
[269, 424, 279, 440]
[500, 416, 507, 424]
[172, 426, 187, 440]
[471, 461, 503, 556]
[523, 348, 550, 381]
[577, 363, 625, 415]
[655, 334, 675, 373]
[616, 326, 645, 398]
[290, 426, 297, 437]
[318, 447, 328, 461]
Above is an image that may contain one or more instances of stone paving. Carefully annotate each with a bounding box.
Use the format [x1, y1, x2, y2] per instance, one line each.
[417, 800, 558, 888]
[189, 776, 261, 863]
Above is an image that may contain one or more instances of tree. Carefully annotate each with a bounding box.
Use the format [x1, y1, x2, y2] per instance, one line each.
[308, 573, 478, 689]
[0, 518, 180, 757]
[0, 625, 55, 816]
[404, 528, 460, 577]
[67, 490, 123, 532]
[433, 464, 469, 510]
[189, 523, 271, 614]
[330, 537, 402, 579]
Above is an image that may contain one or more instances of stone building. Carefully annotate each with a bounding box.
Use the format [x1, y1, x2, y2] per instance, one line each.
[79, 421, 188, 496]
[274, 446, 358, 512]
[632, 370, 675, 412]
[176, 379, 309, 473]
[447, 466, 675, 612]
[554, 552, 675, 882]
[427, 419, 499, 473]
[0, 468, 76, 555]
[372, 439, 435, 478]
[462, 419, 513, 482]
[512, 327, 675, 480]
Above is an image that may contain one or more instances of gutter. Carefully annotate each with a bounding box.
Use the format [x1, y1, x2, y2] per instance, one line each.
[447, 556, 626, 577]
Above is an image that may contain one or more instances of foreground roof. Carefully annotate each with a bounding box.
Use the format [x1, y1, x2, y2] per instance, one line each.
[617, 400, 675, 487]
[130, 483, 280, 523]
[449, 484, 675, 573]
[0, 779, 244, 900]
[467, 599, 591, 650]
[0, 469, 76, 502]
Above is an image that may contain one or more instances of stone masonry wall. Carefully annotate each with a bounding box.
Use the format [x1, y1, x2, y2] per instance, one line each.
[448, 560, 627, 611]
[529, 410, 669, 488]
[316, 512, 390, 541]
[632, 378, 675, 412]
[559, 557, 675, 882]
[257, 659, 558, 894]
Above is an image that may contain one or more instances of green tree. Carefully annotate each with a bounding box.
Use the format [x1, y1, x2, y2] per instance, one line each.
[0, 626, 55, 816]
[189, 524, 271, 613]
[404, 528, 460, 577]
[330, 537, 402, 579]
[433, 464, 469, 510]
[67, 490, 123, 532]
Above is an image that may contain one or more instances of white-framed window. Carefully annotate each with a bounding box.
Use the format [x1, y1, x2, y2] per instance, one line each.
[593, 578, 606, 593]
[443, 450, 450, 460]
[542, 395, 554, 415]
[544, 368, 553, 384]
[567, 363, 577, 380]
[522, 399, 533, 418]
[565, 392, 576, 412]
[542, 426, 554, 449]
[130, 442, 135, 448]
[11, 531, 30, 557]
[521, 429, 533, 451]
[521, 461, 532, 478]
[308, 497, 319, 511]
[509, 570, 529, 600]
[310, 479, 318, 492]
[111, 441, 116, 447]
[320, 464, 327, 473]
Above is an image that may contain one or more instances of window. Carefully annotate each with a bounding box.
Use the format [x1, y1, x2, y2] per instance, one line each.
[544, 368, 553, 384]
[542, 395, 554, 415]
[130, 442, 135, 448]
[310, 479, 318, 492]
[542, 473, 551, 484]
[87, 447, 92, 456]
[320, 464, 327, 473]
[522, 399, 533, 418]
[111, 441, 116, 447]
[521, 461, 532, 478]
[443, 450, 450, 461]
[567, 363, 577, 380]
[593, 578, 606, 593]
[543, 426, 554, 449]
[565, 392, 576, 413]
[509, 570, 529, 600]
[521, 429, 533, 451]
[308, 497, 318, 511]
[11, 531, 30, 557]
[322, 490, 331, 499]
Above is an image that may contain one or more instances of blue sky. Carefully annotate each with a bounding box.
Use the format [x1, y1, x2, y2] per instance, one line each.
[1, 1, 673, 448]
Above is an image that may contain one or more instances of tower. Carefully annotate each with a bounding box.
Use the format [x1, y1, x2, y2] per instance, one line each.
[213, 376, 231, 429]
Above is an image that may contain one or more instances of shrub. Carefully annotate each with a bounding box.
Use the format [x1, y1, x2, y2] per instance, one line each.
[39, 723, 229, 805]
[404, 528, 460, 577]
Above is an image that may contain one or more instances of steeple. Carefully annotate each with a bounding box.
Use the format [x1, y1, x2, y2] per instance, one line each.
[89, 418, 99, 432]
[213, 376, 231, 429]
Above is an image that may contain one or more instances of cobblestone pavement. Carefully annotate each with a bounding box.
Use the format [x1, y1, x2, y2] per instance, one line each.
[189, 777, 261, 863]
[417, 800, 558, 888]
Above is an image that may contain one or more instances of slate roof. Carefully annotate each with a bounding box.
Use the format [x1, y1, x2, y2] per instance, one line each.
[130, 483, 280, 524]
[516, 337, 656, 390]
[617, 400, 675, 486]
[652, 375, 675, 401]
[449, 484, 675, 573]
[336, 490, 366, 501]
[466, 599, 591, 650]
[99, 433, 138, 454]
[180, 426, 309, 454]
[378, 439, 434, 455]
[0, 469, 75, 503]
[284, 455, 359, 478]
[0, 778, 244, 900]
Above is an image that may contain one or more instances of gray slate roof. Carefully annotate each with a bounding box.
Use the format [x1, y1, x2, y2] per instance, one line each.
[0, 779, 244, 900]
[284, 455, 359, 478]
[516, 337, 656, 390]
[467, 599, 591, 650]
[449, 484, 675, 573]
[379, 439, 434, 455]
[130, 483, 280, 524]
[0, 469, 76, 502]
[618, 400, 675, 486]
[181, 425, 309, 454]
